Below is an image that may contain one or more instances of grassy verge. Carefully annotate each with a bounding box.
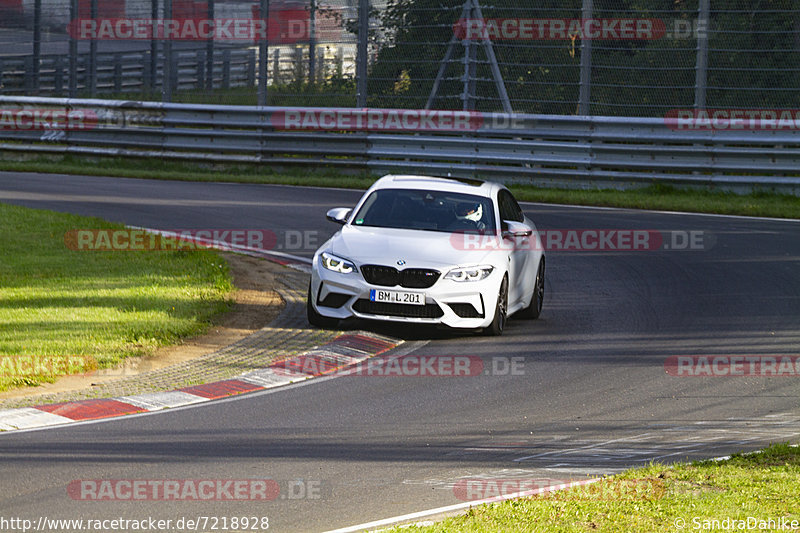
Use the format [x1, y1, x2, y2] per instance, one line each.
[0, 202, 233, 391]
[400, 443, 799, 532]
[0, 155, 799, 219]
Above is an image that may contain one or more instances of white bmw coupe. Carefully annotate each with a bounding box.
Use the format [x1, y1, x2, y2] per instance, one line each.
[307, 175, 545, 335]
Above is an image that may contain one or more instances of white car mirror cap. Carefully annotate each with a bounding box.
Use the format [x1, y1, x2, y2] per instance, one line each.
[502, 220, 532, 238]
[326, 208, 352, 225]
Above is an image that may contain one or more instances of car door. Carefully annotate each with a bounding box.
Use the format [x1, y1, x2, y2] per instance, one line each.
[498, 189, 532, 308]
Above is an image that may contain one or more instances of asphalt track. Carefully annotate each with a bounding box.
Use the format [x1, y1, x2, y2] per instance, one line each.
[0, 172, 798, 532]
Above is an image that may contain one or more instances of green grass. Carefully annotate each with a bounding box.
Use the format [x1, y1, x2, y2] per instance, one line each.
[0, 154, 799, 219]
[399, 443, 800, 532]
[0, 202, 233, 391]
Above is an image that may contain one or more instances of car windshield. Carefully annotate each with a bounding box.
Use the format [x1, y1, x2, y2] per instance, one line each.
[351, 188, 496, 233]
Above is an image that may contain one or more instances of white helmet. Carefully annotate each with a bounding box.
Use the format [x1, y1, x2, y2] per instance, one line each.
[456, 202, 483, 223]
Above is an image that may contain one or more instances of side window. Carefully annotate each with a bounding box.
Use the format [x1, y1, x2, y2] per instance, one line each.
[509, 193, 525, 222]
[499, 190, 524, 223]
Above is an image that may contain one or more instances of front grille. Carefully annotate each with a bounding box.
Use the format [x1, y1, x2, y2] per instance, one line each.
[361, 265, 440, 289]
[353, 299, 444, 319]
[361, 265, 400, 286]
[401, 268, 441, 289]
[318, 292, 352, 308]
[448, 302, 484, 318]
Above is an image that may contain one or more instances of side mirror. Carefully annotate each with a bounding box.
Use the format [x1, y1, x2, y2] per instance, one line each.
[502, 220, 532, 239]
[326, 207, 352, 225]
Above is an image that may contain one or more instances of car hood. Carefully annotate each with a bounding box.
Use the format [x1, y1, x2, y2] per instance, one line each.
[329, 225, 497, 268]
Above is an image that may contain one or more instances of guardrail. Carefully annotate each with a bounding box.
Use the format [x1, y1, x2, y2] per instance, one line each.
[0, 96, 798, 194]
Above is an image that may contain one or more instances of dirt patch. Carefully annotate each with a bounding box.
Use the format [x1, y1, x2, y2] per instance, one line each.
[0, 252, 283, 401]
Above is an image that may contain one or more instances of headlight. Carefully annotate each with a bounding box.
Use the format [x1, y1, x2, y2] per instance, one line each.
[320, 252, 357, 274]
[444, 265, 494, 282]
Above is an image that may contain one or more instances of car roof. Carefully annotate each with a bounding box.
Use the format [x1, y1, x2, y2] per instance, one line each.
[370, 175, 502, 198]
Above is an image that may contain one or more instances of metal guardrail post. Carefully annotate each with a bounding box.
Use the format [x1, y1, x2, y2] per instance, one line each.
[694, 0, 710, 109]
[356, 0, 369, 107]
[258, 0, 270, 106]
[578, 0, 593, 115]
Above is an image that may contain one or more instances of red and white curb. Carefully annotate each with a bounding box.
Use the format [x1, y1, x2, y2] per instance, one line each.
[0, 333, 400, 433]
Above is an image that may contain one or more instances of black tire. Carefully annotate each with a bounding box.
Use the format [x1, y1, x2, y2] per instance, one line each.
[519, 258, 545, 320]
[484, 275, 508, 336]
[307, 284, 339, 329]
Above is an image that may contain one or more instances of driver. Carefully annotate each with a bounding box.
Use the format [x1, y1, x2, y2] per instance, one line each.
[455, 202, 485, 230]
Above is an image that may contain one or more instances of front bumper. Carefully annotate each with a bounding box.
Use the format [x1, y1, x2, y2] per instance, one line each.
[310, 260, 500, 329]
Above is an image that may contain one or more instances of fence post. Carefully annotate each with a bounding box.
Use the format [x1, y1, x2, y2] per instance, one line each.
[150, 0, 159, 93]
[463, 34, 476, 111]
[163, 0, 172, 101]
[24, 56, 34, 92]
[171, 52, 179, 94]
[578, 0, 593, 115]
[143, 51, 152, 91]
[222, 49, 231, 89]
[114, 54, 123, 93]
[317, 47, 325, 83]
[309, 0, 316, 84]
[197, 50, 205, 90]
[69, 0, 78, 96]
[206, 0, 214, 91]
[53, 55, 64, 95]
[247, 49, 256, 87]
[272, 48, 280, 85]
[694, 0, 710, 109]
[89, 0, 97, 96]
[32, 0, 41, 94]
[356, 0, 369, 107]
[258, 0, 270, 105]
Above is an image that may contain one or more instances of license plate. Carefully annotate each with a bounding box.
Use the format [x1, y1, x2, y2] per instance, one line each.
[369, 289, 425, 306]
